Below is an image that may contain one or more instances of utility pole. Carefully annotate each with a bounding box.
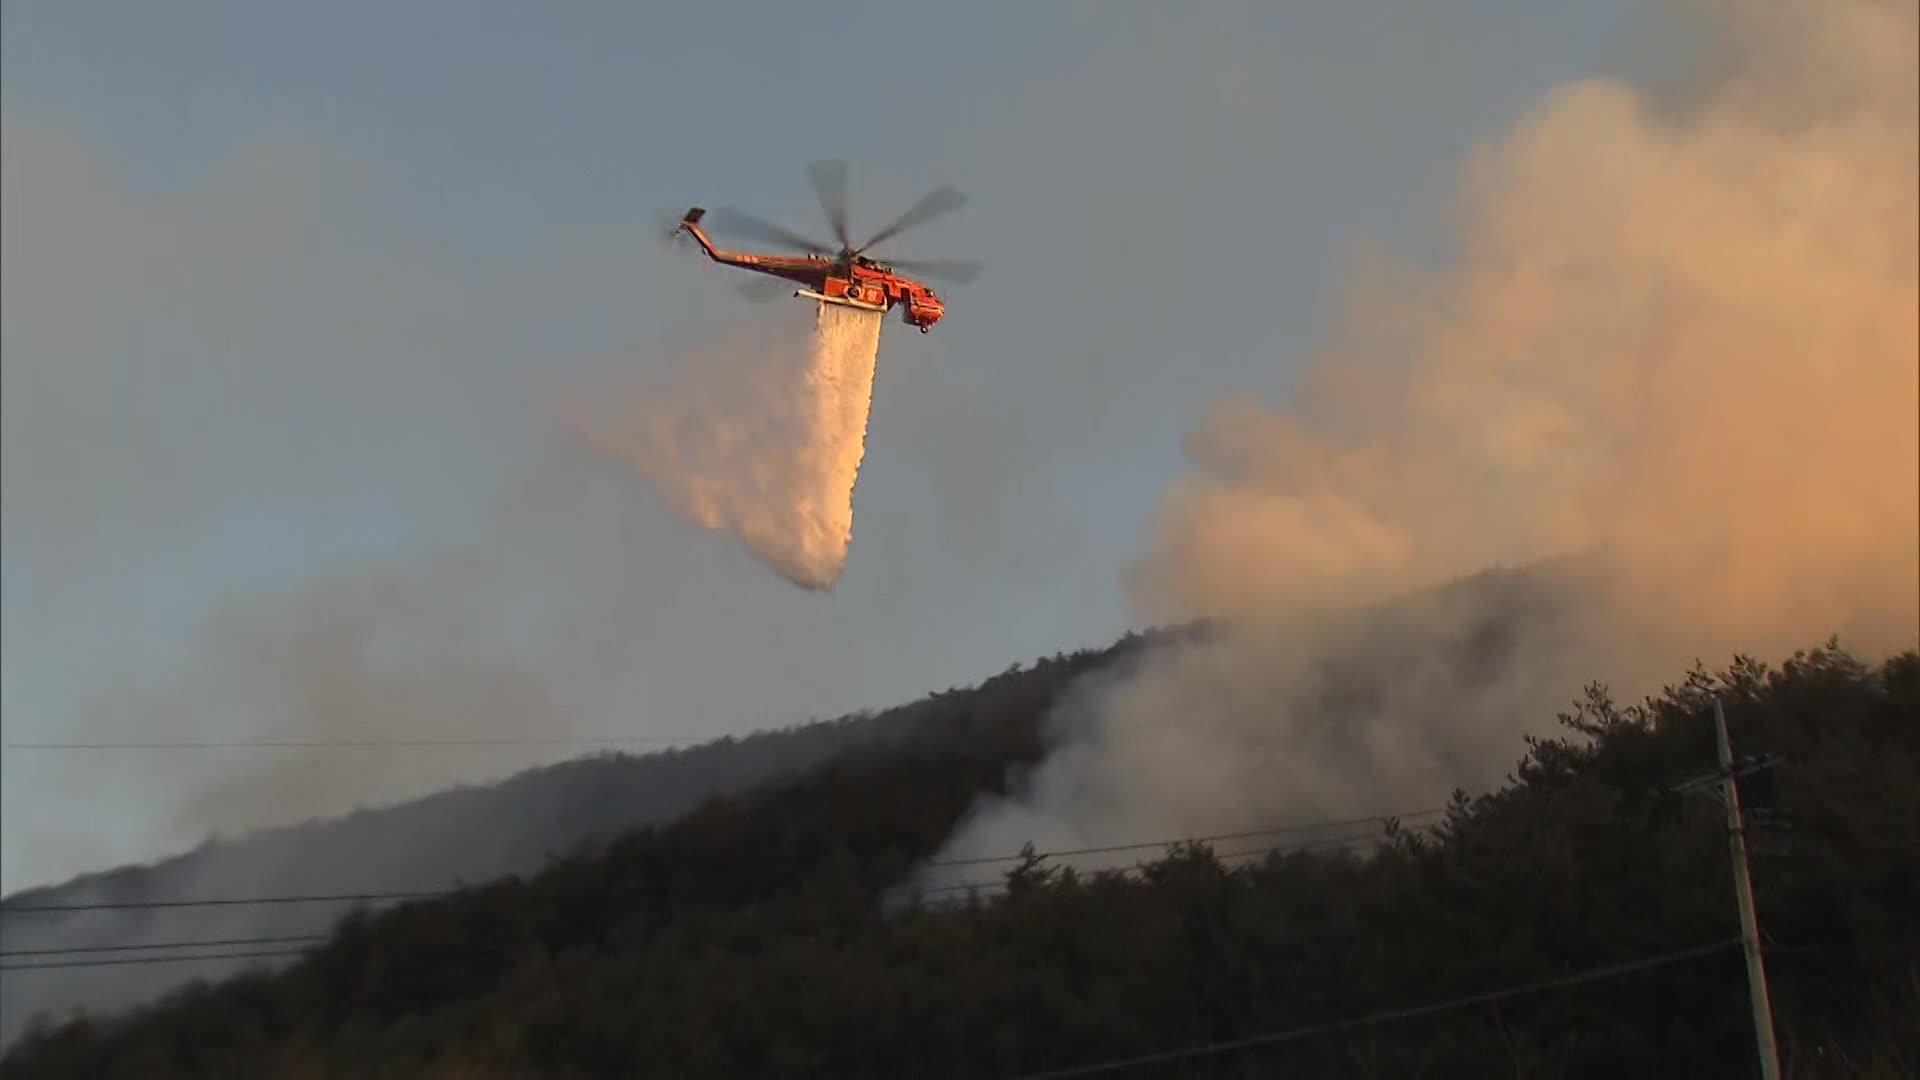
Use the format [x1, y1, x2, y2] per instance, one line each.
[1715, 696, 1782, 1080]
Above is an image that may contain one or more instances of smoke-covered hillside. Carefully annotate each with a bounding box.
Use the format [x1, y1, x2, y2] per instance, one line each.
[4, 603, 1914, 1077]
[0, 632, 1154, 1049]
[0, 555, 1589, 1053]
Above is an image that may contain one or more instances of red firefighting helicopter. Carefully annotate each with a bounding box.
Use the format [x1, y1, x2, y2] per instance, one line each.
[667, 159, 981, 333]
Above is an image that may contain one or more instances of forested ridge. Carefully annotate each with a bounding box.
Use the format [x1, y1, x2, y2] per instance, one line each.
[3, 635, 1915, 1079]
[0, 630, 1168, 1048]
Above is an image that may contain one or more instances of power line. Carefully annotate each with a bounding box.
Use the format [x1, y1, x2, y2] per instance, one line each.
[2, 806, 1446, 915]
[0, 932, 330, 959]
[925, 808, 1446, 868]
[1, 830, 1435, 967]
[3, 735, 724, 751]
[0, 828, 1429, 967]
[918, 830, 1431, 898]
[1, 947, 313, 973]
[1, 889, 444, 915]
[9, 789, 1896, 921]
[1005, 938, 1744, 1079]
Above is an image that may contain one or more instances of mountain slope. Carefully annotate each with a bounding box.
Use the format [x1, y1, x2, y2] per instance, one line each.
[0, 633, 1161, 1047]
[6, 634, 1914, 1078]
[6, 560, 1914, 1077]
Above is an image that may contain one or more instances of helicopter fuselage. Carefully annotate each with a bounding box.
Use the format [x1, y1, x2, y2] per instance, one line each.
[675, 208, 945, 332]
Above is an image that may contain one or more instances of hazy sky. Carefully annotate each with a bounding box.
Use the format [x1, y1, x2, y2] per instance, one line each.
[2, 1, 1640, 892]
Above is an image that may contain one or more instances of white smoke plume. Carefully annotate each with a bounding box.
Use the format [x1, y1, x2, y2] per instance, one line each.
[909, 0, 1919, 890]
[565, 300, 885, 590]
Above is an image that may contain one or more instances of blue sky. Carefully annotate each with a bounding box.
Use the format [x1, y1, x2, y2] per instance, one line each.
[1, 0, 1641, 891]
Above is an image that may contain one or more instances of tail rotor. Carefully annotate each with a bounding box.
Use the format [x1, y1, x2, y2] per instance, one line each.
[655, 208, 697, 252]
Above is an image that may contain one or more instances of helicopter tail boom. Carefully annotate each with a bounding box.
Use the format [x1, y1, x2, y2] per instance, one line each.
[675, 207, 721, 258]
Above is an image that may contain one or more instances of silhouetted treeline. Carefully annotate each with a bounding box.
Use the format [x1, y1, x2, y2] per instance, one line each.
[0, 632, 1168, 1051]
[5, 638, 1915, 1079]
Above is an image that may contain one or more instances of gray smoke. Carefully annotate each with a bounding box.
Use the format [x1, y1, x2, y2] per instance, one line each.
[913, 0, 1919, 879]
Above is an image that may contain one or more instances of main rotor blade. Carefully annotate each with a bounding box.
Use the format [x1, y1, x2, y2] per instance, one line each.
[806, 158, 852, 249]
[856, 185, 967, 253]
[886, 256, 984, 285]
[702, 207, 833, 254]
